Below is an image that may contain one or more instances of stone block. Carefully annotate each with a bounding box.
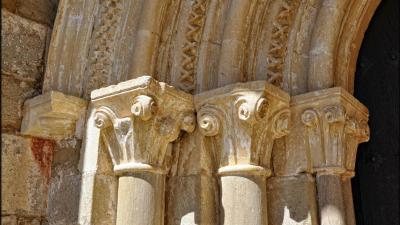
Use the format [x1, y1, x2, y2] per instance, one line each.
[1, 215, 42, 225]
[166, 175, 219, 225]
[77, 173, 118, 225]
[2, 0, 58, 26]
[1, 9, 48, 81]
[167, 176, 198, 225]
[1, 75, 39, 132]
[16, 217, 42, 225]
[46, 138, 81, 225]
[21, 91, 87, 140]
[1, 134, 54, 217]
[47, 174, 81, 225]
[267, 174, 319, 225]
[1, 215, 17, 225]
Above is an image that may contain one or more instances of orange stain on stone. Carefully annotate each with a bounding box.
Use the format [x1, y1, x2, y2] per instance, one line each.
[30, 137, 55, 182]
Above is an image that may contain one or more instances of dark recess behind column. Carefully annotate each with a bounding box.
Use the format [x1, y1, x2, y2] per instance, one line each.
[352, 0, 399, 224]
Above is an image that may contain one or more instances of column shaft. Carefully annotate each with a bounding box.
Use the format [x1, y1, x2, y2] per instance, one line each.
[220, 175, 267, 225]
[316, 174, 346, 225]
[342, 177, 356, 225]
[116, 173, 165, 225]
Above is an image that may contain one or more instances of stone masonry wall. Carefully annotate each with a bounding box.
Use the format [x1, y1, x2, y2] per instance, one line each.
[1, 1, 59, 224]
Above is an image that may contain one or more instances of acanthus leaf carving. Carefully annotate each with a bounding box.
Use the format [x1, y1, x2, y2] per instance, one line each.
[91, 76, 196, 175]
[294, 87, 370, 175]
[195, 81, 290, 174]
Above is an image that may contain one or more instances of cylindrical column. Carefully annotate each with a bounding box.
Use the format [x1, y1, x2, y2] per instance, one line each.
[116, 172, 165, 225]
[316, 173, 346, 225]
[342, 174, 356, 225]
[219, 166, 269, 225]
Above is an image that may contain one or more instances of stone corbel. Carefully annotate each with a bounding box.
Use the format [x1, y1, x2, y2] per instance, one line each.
[194, 81, 290, 225]
[291, 87, 370, 225]
[90, 75, 195, 225]
[21, 91, 88, 140]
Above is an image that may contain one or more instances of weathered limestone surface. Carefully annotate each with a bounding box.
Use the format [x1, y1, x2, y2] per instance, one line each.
[1, 0, 58, 26]
[79, 76, 195, 225]
[1, 9, 48, 81]
[166, 175, 220, 225]
[1, 215, 43, 225]
[45, 138, 82, 225]
[1, 9, 49, 132]
[1, 134, 54, 219]
[195, 81, 290, 225]
[1, 4, 59, 225]
[21, 91, 87, 140]
[42, 0, 380, 98]
[1, 75, 39, 133]
[267, 175, 318, 225]
[1, 0, 382, 223]
[42, 0, 98, 97]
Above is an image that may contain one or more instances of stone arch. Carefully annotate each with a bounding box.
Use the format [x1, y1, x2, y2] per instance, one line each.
[34, 0, 386, 224]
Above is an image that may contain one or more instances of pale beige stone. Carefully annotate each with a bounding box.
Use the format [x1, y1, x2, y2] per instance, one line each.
[42, 0, 98, 97]
[2, 0, 383, 223]
[1, 9, 49, 132]
[42, 0, 380, 96]
[195, 81, 290, 225]
[1, 75, 39, 132]
[274, 87, 369, 176]
[80, 76, 196, 225]
[91, 75, 196, 174]
[1, 9, 48, 81]
[21, 91, 87, 140]
[267, 174, 319, 225]
[1, 134, 51, 217]
[285, 87, 369, 225]
[1, 0, 58, 26]
[166, 175, 220, 225]
[1, 215, 17, 225]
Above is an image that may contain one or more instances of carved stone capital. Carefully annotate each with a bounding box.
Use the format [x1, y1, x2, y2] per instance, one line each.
[91, 76, 196, 175]
[21, 91, 88, 140]
[194, 81, 290, 175]
[291, 87, 370, 175]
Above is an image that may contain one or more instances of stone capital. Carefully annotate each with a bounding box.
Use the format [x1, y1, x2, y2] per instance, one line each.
[194, 81, 290, 176]
[21, 91, 88, 140]
[291, 87, 370, 175]
[91, 76, 196, 175]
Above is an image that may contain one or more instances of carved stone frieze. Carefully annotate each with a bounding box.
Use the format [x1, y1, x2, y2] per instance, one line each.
[21, 91, 88, 140]
[90, 76, 196, 175]
[86, 0, 123, 94]
[194, 81, 290, 175]
[265, 0, 300, 87]
[291, 87, 370, 175]
[179, 0, 209, 92]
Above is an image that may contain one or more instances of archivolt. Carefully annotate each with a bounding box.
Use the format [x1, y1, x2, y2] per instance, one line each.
[45, 0, 381, 98]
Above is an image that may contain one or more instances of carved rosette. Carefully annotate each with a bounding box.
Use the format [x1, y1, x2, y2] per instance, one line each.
[194, 81, 290, 176]
[90, 76, 196, 175]
[293, 87, 370, 176]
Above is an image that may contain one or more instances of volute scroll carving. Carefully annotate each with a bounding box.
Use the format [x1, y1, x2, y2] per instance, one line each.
[194, 81, 290, 175]
[292, 87, 370, 176]
[90, 76, 196, 175]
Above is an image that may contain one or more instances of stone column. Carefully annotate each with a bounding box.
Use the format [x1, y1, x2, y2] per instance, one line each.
[292, 87, 370, 225]
[91, 76, 196, 225]
[195, 81, 290, 225]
